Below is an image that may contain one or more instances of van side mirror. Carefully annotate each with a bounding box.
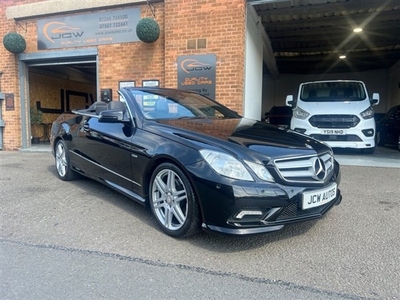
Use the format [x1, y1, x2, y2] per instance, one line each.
[371, 93, 380, 106]
[286, 95, 294, 107]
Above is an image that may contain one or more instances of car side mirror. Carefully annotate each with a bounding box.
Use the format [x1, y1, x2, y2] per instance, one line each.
[371, 93, 380, 106]
[286, 95, 294, 107]
[99, 109, 129, 123]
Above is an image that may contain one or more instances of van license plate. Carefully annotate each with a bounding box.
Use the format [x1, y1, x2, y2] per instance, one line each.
[301, 184, 337, 210]
[321, 129, 346, 135]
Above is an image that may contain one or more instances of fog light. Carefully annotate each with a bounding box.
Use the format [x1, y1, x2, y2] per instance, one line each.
[235, 210, 263, 219]
[294, 128, 307, 134]
[362, 129, 374, 137]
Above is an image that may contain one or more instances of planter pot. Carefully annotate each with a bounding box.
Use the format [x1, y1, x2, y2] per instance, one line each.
[136, 18, 160, 43]
[3, 32, 26, 54]
[31, 137, 41, 144]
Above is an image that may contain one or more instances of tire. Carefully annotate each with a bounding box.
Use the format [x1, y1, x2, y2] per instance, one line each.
[55, 139, 78, 181]
[149, 163, 201, 238]
[397, 134, 400, 151]
[376, 130, 385, 146]
[362, 147, 375, 154]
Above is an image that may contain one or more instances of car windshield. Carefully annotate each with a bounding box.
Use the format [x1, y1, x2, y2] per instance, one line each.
[300, 82, 367, 102]
[126, 89, 240, 119]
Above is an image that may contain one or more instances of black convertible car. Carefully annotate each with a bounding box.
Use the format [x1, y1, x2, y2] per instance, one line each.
[51, 87, 342, 238]
[376, 104, 400, 151]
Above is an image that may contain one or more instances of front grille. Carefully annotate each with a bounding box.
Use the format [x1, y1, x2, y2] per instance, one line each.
[310, 134, 362, 142]
[275, 202, 329, 221]
[274, 152, 334, 184]
[309, 115, 360, 128]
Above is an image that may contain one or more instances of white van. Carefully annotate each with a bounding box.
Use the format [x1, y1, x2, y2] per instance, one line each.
[286, 80, 380, 154]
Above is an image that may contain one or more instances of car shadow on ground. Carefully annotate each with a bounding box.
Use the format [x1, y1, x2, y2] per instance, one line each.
[47, 166, 157, 226]
[47, 165, 323, 252]
[185, 220, 321, 253]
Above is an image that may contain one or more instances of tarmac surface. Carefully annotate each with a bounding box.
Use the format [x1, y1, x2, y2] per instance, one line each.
[1, 145, 399, 299]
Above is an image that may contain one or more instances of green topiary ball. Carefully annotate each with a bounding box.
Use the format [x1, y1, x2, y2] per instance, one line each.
[3, 32, 26, 54]
[136, 18, 160, 43]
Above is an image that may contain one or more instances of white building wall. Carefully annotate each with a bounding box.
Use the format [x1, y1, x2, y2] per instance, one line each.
[244, 7, 263, 120]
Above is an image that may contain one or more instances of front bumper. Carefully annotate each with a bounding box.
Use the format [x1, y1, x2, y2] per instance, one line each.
[203, 190, 342, 235]
[291, 118, 376, 149]
[186, 160, 342, 236]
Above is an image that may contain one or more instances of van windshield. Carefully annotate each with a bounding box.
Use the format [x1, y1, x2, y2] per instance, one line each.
[300, 82, 366, 102]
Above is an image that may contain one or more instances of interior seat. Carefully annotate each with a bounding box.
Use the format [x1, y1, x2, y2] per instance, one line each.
[155, 100, 169, 113]
[107, 101, 125, 111]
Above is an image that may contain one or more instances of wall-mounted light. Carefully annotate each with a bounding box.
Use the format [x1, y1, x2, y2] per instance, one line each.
[339, 55, 346, 59]
[353, 28, 363, 33]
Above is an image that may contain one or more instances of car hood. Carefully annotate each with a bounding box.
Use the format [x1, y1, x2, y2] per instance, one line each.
[155, 118, 329, 159]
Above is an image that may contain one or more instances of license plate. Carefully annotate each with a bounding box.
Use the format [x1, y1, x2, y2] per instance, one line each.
[301, 183, 337, 210]
[321, 129, 346, 135]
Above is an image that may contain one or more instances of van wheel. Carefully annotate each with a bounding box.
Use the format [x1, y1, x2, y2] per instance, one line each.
[362, 147, 375, 154]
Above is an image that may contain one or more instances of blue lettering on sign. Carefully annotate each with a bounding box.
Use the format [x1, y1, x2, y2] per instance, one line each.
[52, 32, 84, 40]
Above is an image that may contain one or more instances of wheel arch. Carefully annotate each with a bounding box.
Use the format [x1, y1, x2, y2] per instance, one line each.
[142, 155, 205, 223]
[52, 136, 63, 155]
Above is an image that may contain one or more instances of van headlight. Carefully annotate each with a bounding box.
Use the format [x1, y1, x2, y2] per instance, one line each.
[360, 107, 374, 119]
[293, 107, 310, 119]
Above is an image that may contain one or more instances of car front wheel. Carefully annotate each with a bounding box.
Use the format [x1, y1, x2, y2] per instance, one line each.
[149, 163, 201, 238]
[55, 139, 78, 181]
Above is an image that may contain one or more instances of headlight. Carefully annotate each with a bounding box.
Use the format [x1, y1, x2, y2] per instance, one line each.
[360, 107, 374, 119]
[199, 150, 253, 181]
[293, 107, 310, 119]
[244, 160, 275, 182]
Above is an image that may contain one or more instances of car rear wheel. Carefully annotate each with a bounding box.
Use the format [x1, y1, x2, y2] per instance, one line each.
[55, 140, 78, 181]
[149, 163, 201, 238]
[376, 130, 386, 146]
[397, 134, 400, 151]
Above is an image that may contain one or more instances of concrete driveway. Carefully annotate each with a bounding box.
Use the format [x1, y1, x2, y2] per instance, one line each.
[1, 145, 399, 299]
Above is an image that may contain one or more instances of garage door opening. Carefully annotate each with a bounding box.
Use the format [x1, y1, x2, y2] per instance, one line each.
[18, 49, 98, 148]
[28, 61, 97, 145]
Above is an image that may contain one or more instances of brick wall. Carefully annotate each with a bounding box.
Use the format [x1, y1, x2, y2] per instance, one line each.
[0, 0, 28, 150]
[98, 2, 165, 101]
[0, 0, 246, 150]
[164, 0, 246, 113]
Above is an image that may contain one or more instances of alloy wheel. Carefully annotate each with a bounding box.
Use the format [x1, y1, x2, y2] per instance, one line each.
[56, 141, 67, 177]
[151, 168, 188, 231]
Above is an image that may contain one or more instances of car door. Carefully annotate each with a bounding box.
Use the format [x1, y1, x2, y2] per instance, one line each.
[78, 102, 135, 192]
[386, 106, 400, 144]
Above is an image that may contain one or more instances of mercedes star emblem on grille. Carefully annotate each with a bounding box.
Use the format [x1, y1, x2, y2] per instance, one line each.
[312, 157, 326, 180]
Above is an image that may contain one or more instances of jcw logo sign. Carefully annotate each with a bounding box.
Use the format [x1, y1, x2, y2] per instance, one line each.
[177, 54, 216, 100]
[180, 59, 212, 73]
[37, 7, 141, 50]
[43, 22, 84, 43]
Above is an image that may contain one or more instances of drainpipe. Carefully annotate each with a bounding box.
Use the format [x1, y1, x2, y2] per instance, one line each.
[0, 71, 4, 150]
[0, 93, 4, 150]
